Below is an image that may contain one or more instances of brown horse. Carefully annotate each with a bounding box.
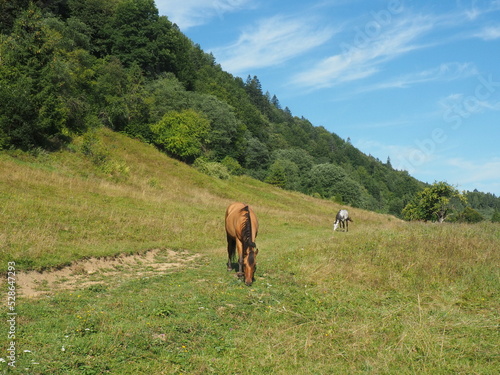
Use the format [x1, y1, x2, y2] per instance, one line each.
[225, 202, 259, 286]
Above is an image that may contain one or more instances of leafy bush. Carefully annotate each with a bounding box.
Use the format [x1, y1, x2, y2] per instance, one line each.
[306, 163, 368, 207]
[221, 156, 244, 176]
[193, 158, 230, 180]
[150, 109, 210, 162]
[492, 210, 500, 223]
[81, 131, 109, 166]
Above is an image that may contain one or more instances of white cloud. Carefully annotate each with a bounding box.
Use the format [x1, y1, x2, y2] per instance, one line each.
[444, 157, 500, 194]
[447, 157, 500, 184]
[291, 15, 434, 90]
[462, 0, 500, 21]
[155, 0, 254, 29]
[355, 62, 478, 93]
[473, 25, 500, 40]
[439, 93, 500, 116]
[213, 15, 335, 74]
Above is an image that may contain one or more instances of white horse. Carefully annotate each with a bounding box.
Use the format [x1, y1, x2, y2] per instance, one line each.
[333, 209, 353, 232]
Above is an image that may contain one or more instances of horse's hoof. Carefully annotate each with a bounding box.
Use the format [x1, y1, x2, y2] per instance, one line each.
[236, 272, 244, 278]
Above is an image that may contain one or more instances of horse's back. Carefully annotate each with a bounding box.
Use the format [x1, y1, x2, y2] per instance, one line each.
[225, 202, 245, 237]
[226, 202, 246, 219]
[225, 202, 258, 239]
[337, 209, 348, 221]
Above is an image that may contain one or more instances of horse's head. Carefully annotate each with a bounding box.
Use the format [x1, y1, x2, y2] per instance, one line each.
[333, 221, 339, 231]
[243, 245, 258, 286]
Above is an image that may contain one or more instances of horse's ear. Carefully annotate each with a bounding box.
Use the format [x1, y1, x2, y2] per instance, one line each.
[255, 248, 259, 255]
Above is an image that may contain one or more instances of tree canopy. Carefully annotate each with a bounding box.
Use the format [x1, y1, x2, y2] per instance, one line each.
[402, 182, 467, 223]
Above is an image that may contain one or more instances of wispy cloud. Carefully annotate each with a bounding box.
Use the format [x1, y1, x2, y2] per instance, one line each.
[357, 62, 478, 93]
[447, 157, 500, 184]
[473, 25, 500, 40]
[444, 157, 500, 193]
[291, 15, 434, 90]
[461, 0, 500, 21]
[439, 93, 500, 115]
[155, 0, 254, 29]
[213, 15, 335, 74]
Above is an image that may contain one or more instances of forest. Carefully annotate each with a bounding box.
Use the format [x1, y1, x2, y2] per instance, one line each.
[1, 0, 499, 220]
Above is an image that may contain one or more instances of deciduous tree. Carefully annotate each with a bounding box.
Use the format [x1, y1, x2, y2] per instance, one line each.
[402, 181, 467, 223]
[150, 109, 210, 162]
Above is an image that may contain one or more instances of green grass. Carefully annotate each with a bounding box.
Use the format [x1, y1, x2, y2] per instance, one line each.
[1, 129, 499, 374]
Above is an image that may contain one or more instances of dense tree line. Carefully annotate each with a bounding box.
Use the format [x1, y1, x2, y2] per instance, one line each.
[1, 0, 499, 218]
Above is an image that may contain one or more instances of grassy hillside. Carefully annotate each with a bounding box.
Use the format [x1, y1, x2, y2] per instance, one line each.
[1, 129, 499, 374]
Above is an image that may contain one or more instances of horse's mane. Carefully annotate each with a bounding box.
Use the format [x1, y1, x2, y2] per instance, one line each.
[240, 205, 256, 250]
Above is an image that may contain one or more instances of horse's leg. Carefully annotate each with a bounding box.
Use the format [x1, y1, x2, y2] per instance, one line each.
[227, 235, 236, 271]
[346, 219, 348, 232]
[236, 239, 244, 277]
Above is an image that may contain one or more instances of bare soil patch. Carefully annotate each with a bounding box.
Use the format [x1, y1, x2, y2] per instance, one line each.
[16, 249, 202, 298]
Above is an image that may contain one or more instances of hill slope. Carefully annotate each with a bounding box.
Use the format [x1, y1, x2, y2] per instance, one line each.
[0, 0, 427, 216]
[1, 127, 376, 270]
[1, 129, 499, 374]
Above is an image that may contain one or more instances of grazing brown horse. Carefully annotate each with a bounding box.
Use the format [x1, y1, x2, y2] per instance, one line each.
[225, 202, 259, 286]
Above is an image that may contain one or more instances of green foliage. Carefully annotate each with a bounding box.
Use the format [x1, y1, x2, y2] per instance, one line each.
[150, 109, 210, 162]
[81, 131, 109, 165]
[193, 157, 230, 180]
[491, 209, 500, 223]
[0, 0, 31, 34]
[272, 148, 314, 175]
[244, 137, 270, 171]
[80, 130, 129, 179]
[451, 206, 484, 223]
[189, 94, 247, 161]
[265, 158, 300, 190]
[306, 163, 368, 207]
[221, 156, 244, 176]
[403, 181, 467, 222]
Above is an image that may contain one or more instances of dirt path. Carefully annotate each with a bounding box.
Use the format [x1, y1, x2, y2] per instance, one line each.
[15, 249, 202, 298]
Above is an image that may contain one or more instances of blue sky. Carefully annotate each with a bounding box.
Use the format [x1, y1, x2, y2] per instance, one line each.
[155, 0, 500, 196]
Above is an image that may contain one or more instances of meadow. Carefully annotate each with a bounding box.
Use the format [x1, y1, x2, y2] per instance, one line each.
[1, 129, 498, 374]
